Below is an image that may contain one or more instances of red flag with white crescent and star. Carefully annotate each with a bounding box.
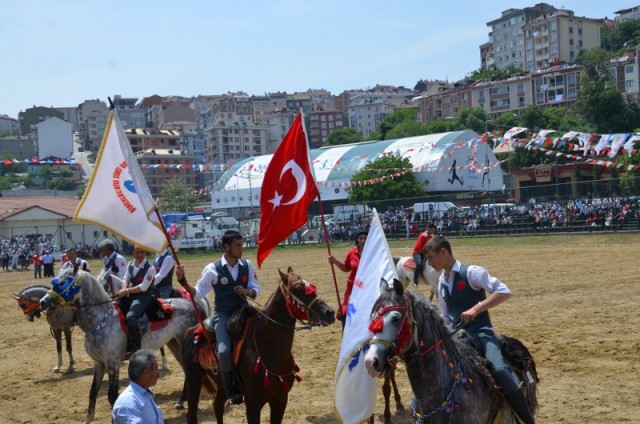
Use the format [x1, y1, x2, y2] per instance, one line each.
[257, 112, 318, 267]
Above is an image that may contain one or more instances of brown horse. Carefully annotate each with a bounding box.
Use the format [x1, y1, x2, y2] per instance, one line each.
[182, 267, 336, 423]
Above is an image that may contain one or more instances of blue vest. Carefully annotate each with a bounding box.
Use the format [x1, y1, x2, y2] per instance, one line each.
[441, 264, 492, 333]
[153, 251, 174, 290]
[212, 259, 249, 315]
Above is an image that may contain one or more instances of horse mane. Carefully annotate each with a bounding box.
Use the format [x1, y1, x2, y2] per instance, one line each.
[407, 291, 487, 375]
[76, 270, 112, 304]
[374, 286, 494, 389]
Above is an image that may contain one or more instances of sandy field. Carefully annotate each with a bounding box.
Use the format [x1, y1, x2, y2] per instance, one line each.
[1, 233, 639, 423]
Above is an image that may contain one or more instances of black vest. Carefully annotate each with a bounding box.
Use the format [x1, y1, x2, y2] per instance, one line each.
[212, 259, 249, 315]
[127, 260, 152, 300]
[153, 251, 174, 290]
[441, 264, 492, 333]
[104, 253, 120, 275]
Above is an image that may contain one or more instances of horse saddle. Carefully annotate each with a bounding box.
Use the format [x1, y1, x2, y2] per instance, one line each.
[113, 302, 173, 335]
[192, 315, 218, 371]
[145, 296, 173, 322]
[227, 305, 257, 336]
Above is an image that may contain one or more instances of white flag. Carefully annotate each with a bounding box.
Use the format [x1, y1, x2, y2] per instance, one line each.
[334, 209, 398, 423]
[74, 112, 168, 252]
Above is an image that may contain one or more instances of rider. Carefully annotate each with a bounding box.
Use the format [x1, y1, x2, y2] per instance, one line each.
[328, 231, 367, 330]
[116, 245, 156, 356]
[153, 248, 175, 299]
[59, 247, 90, 275]
[99, 239, 127, 280]
[176, 230, 260, 405]
[424, 236, 535, 424]
[412, 223, 436, 287]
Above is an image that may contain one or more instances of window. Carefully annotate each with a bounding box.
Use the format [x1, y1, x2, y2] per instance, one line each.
[517, 83, 525, 93]
[489, 86, 509, 95]
[490, 98, 510, 107]
[627, 79, 635, 88]
[626, 65, 635, 74]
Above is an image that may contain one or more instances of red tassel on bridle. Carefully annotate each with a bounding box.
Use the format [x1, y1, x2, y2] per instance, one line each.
[254, 358, 261, 374]
[263, 372, 271, 386]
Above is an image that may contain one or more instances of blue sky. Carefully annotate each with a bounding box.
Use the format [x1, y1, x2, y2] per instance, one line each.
[1, 0, 633, 117]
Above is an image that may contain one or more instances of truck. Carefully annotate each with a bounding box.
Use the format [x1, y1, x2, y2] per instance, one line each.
[163, 213, 223, 250]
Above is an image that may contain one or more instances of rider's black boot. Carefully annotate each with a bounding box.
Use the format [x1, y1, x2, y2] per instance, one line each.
[504, 388, 535, 424]
[126, 329, 141, 357]
[222, 371, 244, 405]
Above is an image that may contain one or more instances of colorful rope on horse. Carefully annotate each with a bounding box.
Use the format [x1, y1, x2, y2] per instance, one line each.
[252, 326, 301, 391]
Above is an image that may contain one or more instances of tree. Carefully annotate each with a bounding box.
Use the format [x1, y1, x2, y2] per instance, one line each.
[323, 128, 363, 146]
[576, 71, 630, 132]
[39, 166, 52, 178]
[384, 120, 430, 140]
[453, 107, 490, 133]
[348, 155, 425, 202]
[157, 178, 197, 212]
[575, 48, 617, 78]
[375, 108, 419, 140]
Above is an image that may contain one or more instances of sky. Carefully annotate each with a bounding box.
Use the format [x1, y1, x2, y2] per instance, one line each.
[1, 0, 635, 117]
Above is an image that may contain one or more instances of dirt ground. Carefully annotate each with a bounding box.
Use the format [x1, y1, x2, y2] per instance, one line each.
[1, 233, 639, 424]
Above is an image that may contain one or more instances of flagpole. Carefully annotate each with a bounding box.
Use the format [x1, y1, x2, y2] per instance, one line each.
[153, 208, 215, 357]
[298, 109, 342, 309]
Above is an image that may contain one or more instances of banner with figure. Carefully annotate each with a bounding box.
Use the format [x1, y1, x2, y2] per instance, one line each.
[334, 209, 398, 423]
[74, 112, 168, 253]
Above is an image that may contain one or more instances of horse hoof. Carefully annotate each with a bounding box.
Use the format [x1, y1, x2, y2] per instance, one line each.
[53, 367, 61, 373]
[174, 402, 185, 410]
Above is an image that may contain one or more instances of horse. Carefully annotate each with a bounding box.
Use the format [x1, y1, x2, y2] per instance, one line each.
[364, 279, 539, 424]
[393, 256, 441, 302]
[182, 267, 336, 424]
[367, 257, 441, 423]
[13, 284, 76, 373]
[98, 268, 204, 373]
[39, 270, 207, 424]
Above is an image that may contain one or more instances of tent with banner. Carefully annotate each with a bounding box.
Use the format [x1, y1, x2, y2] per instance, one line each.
[211, 130, 504, 210]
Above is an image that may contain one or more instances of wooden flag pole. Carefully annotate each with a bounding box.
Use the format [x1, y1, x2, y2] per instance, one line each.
[153, 208, 216, 359]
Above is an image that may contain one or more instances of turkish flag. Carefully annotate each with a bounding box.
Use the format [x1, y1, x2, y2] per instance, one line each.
[257, 112, 318, 267]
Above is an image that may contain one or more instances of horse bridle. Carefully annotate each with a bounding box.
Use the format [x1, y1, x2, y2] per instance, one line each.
[16, 295, 41, 318]
[369, 293, 414, 365]
[278, 278, 322, 326]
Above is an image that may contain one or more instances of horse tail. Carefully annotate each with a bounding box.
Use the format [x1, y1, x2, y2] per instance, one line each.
[392, 256, 401, 266]
[501, 335, 539, 414]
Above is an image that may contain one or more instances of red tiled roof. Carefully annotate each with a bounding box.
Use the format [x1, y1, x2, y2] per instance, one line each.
[0, 197, 79, 220]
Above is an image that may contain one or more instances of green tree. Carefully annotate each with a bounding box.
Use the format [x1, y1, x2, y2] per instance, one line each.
[348, 155, 425, 202]
[158, 178, 197, 212]
[46, 177, 74, 190]
[452, 107, 490, 133]
[384, 120, 430, 140]
[323, 128, 363, 146]
[39, 166, 52, 178]
[375, 108, 419, 140]
[575, 49, 617, 78]
[576, 72, 629, 132]
[59, 168, 73, 178]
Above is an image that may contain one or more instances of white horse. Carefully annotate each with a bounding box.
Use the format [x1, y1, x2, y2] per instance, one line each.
[393, 256, 442, 302]
[14, 284, 76, 373]
[39, 269, 208, 424]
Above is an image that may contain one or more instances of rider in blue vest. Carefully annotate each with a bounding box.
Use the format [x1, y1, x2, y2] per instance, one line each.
[116, 245, 157, 356]
[153, 249, 175, 299]
[424, 235, 535, 424]
[176, 230, 260, 405]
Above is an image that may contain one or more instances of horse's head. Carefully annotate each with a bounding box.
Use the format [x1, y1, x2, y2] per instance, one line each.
[13, 285, 49, 321]
[39, 269, 87, 312]
[364, 277, 412, 377]
[278, 267, 335, 326]
[97, 268, 119, 295]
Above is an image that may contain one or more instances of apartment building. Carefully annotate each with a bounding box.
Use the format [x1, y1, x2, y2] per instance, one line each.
[484, 3, 556, 70]
[348, 96, 397, 139]
[523, 10, 607, 72]
[204, 121, 269, 163]
[136, 149, 196, 199]
[112, 95, 146, 129]
[615, 5, 640, 22]
[306, 107, 345, 148]
[0, 135, 34, 158]
[77, 99, 108, 146]
[180, 130, 207, 164]
[607, 45, 640, 102]
[125, 128, 181, 153]
[0, 114, 18, 133]
[262, 109, 298, 153]
[34, 117, 73, 160]
[418, 63, 583, 122]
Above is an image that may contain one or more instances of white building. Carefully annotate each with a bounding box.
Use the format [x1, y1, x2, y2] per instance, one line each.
[349, 97, 397, 138]
[212, 130, 504, 211]
[34, 117, 73, 160]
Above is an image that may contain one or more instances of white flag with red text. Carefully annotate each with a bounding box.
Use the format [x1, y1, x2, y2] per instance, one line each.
[334, 209, 398, 423]
[74, 112, 168, 253]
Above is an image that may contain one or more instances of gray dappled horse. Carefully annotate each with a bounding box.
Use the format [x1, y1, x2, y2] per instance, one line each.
[14, 284, 76, 373]
[39, 270, 206, 424]
[365, 279, 539, 424]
